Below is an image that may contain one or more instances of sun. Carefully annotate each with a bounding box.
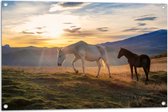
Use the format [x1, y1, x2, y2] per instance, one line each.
[13, 14, 65, 38]
[39, 26, 63, 38]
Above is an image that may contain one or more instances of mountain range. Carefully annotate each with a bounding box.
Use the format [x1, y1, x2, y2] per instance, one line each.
[2, 29, 167, 66]
[102, 29, 167, 55]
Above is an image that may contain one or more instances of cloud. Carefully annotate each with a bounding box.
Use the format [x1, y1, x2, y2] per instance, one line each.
[137, 23, 146, 26]
[74, 3, 146, 15]
[138, 14, 153, 18]
[64, 30, 95, 37]
[122, 27, 158, 32]
[36, 31, 43, 34]
[49, 2, 87, 12]
[135, 16, 157, 21]
[36, 26, 46, 30]
[2, 2, 51, 17]
[64, 27, 81, 33]
[22, 26, 45, 35]
[138, 27, 158, 32]
[35, 26, 46, 34]
[22, 31, 35, 34]
[10, 35, 54, 46]
[70, 25, 77, 28]
[22, 28, 45, 35]
[59, 2, 84, 7]
[97, 27, 109, 32]
[2, 2, 166, 47]
[63, 22, 72, 24]
[122, 27, 139, 32]
[2, 1, 52, 29]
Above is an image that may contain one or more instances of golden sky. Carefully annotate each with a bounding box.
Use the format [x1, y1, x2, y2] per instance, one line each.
[2, 1, 167, 47]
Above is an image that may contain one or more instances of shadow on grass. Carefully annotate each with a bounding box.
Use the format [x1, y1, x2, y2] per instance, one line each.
[2, 69, 167, 110]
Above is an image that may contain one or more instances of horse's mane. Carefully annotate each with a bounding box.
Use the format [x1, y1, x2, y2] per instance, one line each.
[66, 41, 87, 47]
[62, 41, 88, 53]
[122, 48, 137, 56]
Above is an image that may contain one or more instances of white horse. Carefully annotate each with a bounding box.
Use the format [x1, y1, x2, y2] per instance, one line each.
[57, 41, 111, 78]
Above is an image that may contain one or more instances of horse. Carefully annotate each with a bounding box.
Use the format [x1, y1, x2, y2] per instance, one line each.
[57, 41, 111, 78]
[117, 48, 150, 82]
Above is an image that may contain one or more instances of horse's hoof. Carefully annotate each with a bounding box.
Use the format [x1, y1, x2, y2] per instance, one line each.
[109, 76, 112, 78]
[75, 70, 79, 74]
[145, 81, 148, 85]
[145, 79, 149, 85]
[81, 74, 86, 77]
[96, 76, 99, 78]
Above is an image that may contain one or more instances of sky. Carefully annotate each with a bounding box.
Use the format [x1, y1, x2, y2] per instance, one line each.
[1, 1, 167, 47]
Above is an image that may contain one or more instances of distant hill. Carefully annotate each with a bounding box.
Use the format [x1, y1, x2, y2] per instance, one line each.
[2, 46, 58, 66]
[2, 29, 167, 66]
[102, 29, 167, 55]
[100, 29, 167, 65]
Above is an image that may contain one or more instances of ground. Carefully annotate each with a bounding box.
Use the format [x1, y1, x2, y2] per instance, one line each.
[2, 57, 167, 110]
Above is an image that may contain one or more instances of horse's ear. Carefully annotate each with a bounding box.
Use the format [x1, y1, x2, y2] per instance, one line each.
[56, 48, 59, 52]
[57, 48, 62, 52]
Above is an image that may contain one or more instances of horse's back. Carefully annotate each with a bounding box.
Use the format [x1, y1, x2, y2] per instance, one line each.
[75, 42, 101, 55]
[129, 54, 150, 67]
[84, 45, 102, 61]
[140, 54, 150, 61]
[72, 41, 107, 61]
[140, 54, 150, 66]
[77, 44, 103, 61]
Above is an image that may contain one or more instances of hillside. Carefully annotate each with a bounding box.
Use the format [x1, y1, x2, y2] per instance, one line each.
[102, 29, 167, 65]
[103, 29, 167, 55]
[2, 46, 58, 66]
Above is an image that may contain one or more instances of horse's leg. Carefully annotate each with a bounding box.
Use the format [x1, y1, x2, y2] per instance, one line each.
[134, 66, 139, 81]
[129, 64, 133, 80]
[103, 60, 111, 78]
[81, 57, 86, 76]
[77, 49, 86, 76]
[96, 60, 101, 78]
[72, 57, 79, 74]
[143, 66, 149, 82]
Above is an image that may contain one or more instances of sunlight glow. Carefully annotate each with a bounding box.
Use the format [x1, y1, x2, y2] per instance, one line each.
[13, 14, 81, 38]
[2, 2, 166, 47]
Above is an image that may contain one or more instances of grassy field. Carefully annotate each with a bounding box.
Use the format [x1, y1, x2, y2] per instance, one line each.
[2, 57, 167, 110]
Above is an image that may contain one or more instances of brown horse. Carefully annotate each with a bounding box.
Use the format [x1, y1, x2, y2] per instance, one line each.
[117, 48, 150, 82]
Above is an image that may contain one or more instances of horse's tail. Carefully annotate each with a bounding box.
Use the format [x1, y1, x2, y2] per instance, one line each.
[147, 57, 151, 73]
[99, 58, 106, 67]
[96, 45, 109, 65]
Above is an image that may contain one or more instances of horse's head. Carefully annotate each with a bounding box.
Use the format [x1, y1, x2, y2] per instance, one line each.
[118, 48, 124, 58]
[57, 49, 65, 66]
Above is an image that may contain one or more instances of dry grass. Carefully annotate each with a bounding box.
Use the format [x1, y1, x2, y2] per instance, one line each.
[2, 57, 166, 83]
[2, 57, 167, 110]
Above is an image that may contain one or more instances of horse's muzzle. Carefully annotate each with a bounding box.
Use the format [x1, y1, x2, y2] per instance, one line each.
[58, 63, 62, 66]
